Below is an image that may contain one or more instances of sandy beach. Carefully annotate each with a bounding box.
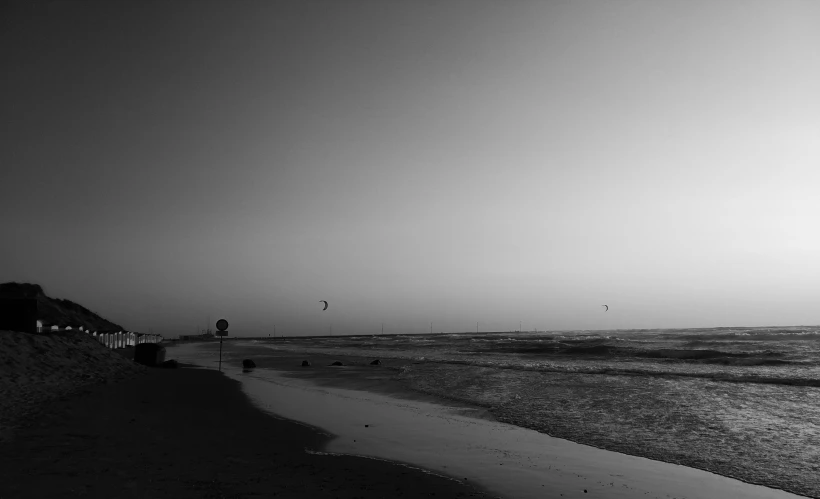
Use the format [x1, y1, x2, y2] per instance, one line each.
[1, 332, 813, 498]
[0, 334, 493, 499]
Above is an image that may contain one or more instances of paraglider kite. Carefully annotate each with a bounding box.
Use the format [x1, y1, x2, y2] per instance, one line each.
[320, 300, 328, 311]
[602, 305, 608, 311]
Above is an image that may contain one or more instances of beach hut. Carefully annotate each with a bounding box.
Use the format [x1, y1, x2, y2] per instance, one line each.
[36, 320, 43, 333]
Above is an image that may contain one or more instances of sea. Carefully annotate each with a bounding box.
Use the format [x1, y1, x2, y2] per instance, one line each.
[190, 326, 820, 498]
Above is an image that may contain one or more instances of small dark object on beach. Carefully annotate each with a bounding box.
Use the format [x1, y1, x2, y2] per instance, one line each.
[301, 360, 311, 367]
[329, 361, 344, 366]
[584, 490, 587, 493]
[370, 359, 381, 365]
[134, 343, 166, 367]
[160, 359, 178, 369]
[242, 359, 256, 368]
[365, 424, 369, 427]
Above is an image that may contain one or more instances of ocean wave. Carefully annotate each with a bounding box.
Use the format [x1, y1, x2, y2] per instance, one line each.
[561, 345, 617, 355]
[443, 359, 820, 387]
[259, 340, 820, 387]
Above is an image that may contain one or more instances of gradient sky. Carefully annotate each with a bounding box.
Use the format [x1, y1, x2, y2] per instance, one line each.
[2, 0, 819, 337]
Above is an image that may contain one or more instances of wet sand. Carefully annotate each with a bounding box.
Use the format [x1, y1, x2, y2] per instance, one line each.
[169, 342, 811, 499]
[0, 365, 494, 499]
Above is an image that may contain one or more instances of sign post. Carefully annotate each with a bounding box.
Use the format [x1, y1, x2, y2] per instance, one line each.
[216, 319, 229, 372]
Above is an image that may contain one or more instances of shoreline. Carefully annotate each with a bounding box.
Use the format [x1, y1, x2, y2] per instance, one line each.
[0, 364, 496, 498]
[205, 338, 820, 498]
[171, 341, 811, 499]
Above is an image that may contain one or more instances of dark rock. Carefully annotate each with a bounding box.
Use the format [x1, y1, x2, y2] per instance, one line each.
[160, 359, 178, 369]
[369, 359, 381, 365]
[329, 361, 344, 366]
[242, 359, 256, 368]
[134, 343, 166, 367]
[301, 360, 311, 367]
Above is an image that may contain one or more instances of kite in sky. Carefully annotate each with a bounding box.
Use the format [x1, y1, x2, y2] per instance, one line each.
[602, 305, 609, 311]
[320, 300, 328, 311]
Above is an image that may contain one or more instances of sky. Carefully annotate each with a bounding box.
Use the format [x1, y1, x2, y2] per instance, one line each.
[2, 0, 819, 337]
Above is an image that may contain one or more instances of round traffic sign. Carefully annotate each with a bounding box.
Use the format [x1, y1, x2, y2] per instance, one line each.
[216, 319, 229, 331]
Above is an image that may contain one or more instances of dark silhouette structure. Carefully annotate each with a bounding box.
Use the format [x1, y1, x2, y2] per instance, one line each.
[0, 298, 38, 333]
[134, 343, 166, 366]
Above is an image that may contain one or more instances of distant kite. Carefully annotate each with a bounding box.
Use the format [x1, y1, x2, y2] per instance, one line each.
[602, 305, 608, 312]
[320, 300, 328, 311]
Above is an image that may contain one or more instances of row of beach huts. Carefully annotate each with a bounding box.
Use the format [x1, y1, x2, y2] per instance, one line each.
[35, 321, 162, 348]
[0, 297, 163, 349]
